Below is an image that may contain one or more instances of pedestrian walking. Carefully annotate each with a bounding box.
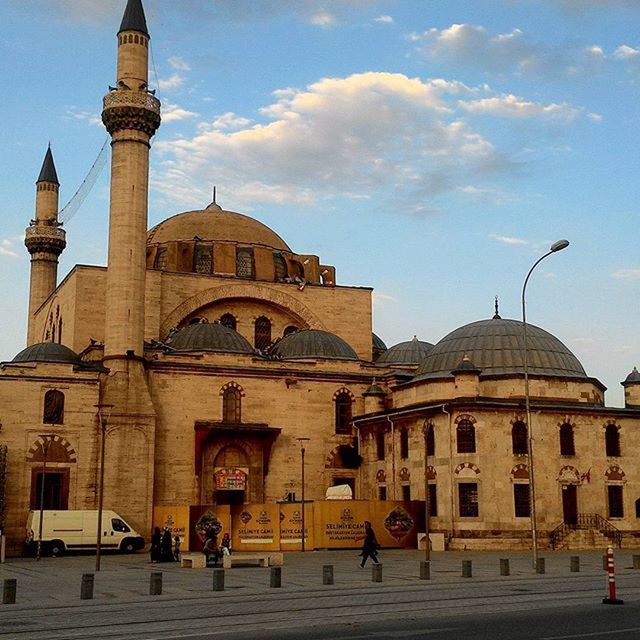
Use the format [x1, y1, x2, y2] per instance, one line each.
[161, 527, 173, 562]
[173, 535, 181, 562]
[150, 526, 162, 563]
[355, 520, 380, 568]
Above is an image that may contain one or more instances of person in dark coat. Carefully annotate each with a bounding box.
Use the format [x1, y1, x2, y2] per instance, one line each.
[161, 527, 173, 562]
[356, 520, 380, 568]
[202, 530, 222, 566]
[150, 527, 162, 563]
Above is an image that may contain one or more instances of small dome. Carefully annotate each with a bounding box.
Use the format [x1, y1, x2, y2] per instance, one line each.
[451, 354, 481, 375]
[415, 317, 587, 380]
[270, 329, 358, 361]
[372, 333, 387, 361]
[623, 367, 640, 385]
[376, 336, 434, 366]
[166, 322, 254, 354]
[364, 382, 386, 396]
[13, 342, 81, 365]
[147, 206, 291, 251]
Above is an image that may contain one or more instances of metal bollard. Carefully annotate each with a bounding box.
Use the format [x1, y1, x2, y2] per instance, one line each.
[536, 558, 545, 574]
[603, 545, 624, 605]
[462, 560, 472, 578]
[420, 560, 431, 580]
[570, 556, 580, 572]
[150, 572, 162, 596]
[2, 579, 16, 605]
[633, 555, 640, 570]
[212, 568, 225, 592]
[270, 566, 281, 588]
[323, 565, 334, 585]
[80, 573, 94, 600]
[372, 563, 382, 582]
[500, 558, 510, 576]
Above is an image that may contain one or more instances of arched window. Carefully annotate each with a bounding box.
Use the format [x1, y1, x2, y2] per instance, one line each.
[376, 430, 385, 461]
[456, 419, 476, 453]
[254, 316, 272, 350]
[236, 248, 255, 279]
[274, 253, 288, 281]
[605, 424, 621, 457]
[283, 325, 299, 337]
[335, 391, 352, 434]
[559, 423, 575, 456]
[220, 314, 237, 331]
[425, 423, 435, 456]
[512, 421, 528, 455]
[43, 390, 64, 425]
[400, 428, 409, 459]
[608, 485, 624, 518]
[154, 248, 167, 270]
[222, 387, 241, 424]
[193, 244, 213, 274]
[292, 260, 305, 280]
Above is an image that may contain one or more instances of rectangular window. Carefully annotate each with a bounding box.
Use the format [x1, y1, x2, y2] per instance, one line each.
[376, 431, 385, 461]
[458, 482, 479, 517]
[400, 429, 409, 459]
[608, 485, 624, 518]
[513, 483, 531, 518]
[194, 245, 213, 274]
[378, 485, 387, 500]
[427, 483, 438, 517]
[401, 485, 411, 501]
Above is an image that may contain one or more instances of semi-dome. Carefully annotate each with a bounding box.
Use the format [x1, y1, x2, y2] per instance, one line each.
[270, 329, 358, 361]
[165, 322, 254, 354]
[12, 342, 81, 365]
[147, 203, 291, 251]
[372, 333, 387, 361]
[414, 317, 587, 381]
[376, 336, 434, 366]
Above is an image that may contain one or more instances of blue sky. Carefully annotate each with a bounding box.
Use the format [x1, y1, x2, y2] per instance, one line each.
[1, 0, 639, 405]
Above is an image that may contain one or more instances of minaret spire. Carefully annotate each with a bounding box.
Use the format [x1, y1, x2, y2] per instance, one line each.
[37, 145, 59, 185]
[118, 0, 149, 37]
[493, 295, 501, 320]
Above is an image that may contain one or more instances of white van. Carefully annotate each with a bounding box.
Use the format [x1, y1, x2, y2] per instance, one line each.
[26, 510, 145, 556]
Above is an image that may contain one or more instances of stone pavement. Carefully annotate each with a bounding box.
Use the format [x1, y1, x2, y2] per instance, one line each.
[0, 549, 639, 639]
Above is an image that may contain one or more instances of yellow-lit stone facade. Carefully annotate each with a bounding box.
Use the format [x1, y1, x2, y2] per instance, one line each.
[1, 0, 639, 556]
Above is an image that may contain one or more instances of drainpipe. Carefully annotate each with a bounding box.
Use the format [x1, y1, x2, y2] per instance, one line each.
[387, 416, 396, 501]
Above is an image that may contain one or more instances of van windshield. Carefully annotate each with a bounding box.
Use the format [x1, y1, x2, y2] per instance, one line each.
[112, 518, 131, 533]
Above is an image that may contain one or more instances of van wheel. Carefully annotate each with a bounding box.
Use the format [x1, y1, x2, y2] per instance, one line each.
[120, 538, 136, 553]
[50, 540, 65, 557]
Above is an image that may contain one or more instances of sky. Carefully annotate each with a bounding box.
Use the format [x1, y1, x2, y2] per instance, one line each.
[1, 0, 639, 406]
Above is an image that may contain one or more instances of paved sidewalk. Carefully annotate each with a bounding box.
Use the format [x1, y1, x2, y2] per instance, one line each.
[0, 550, 638, 639]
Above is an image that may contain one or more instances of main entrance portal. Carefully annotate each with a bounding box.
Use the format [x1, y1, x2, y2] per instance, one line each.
[562, 484, 578, 525]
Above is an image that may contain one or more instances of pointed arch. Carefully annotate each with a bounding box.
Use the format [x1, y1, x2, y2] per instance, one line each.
[26, 435, 76, 463]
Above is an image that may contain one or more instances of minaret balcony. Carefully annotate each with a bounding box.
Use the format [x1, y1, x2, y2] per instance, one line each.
[102, 89, 161, 136]
[25, 224, 66, 255]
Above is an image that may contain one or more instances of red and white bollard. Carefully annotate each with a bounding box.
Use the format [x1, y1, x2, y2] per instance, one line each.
[602, 545, 624, 605]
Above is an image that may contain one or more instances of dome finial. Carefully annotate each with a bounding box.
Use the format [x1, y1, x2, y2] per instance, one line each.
[493, 295, 501, 320]
[206, 185, 222, 211]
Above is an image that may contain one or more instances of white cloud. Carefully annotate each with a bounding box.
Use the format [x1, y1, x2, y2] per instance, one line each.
[412, 23, 604, 77]
[460, 95, 580, 120]
[158, 74, 186, 92]
[153, 72, 513, 211]
[310, 11, 337, 27]
[612, 268, 640, 280]
[372, 291, 396, 307]
[374, 15, 394, 23]
[65, 108, 102, 127]
[162, 103, 199, 123]
[614, 45, 640, 60]
[587, 112, 603, 121]
[168, 56, 191, 72]
[0, 239, 19, 258]
[489, 234, 528, 245]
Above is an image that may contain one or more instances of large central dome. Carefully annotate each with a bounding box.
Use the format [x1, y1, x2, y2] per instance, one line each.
[147, 203, 291, 251]
[414, 317, 587, 381]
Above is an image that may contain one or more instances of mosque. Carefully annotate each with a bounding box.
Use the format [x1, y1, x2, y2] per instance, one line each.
[1, 0, 639, 555]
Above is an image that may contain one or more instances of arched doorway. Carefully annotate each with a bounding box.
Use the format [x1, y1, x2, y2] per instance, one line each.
[213, 445, 249, 506]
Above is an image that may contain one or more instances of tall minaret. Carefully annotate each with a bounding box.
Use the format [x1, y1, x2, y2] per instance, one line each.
[101, 0, 160, 367]
[24, 146, 66, 345]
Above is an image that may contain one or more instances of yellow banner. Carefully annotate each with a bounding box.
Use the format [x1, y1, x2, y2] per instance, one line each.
[153, 506, 190, 549]
[188, 505, 231, 552]
[279, 502, 314, 550]
[231, 503, 280, 551]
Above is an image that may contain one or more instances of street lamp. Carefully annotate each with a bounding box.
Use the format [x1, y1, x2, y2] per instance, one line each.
[94, 403, 113, 572]
[36, 434, 55, 561]
[423, 421, 432, 565]
[296, 437, 310, 552]
[522, 239, 569, 569]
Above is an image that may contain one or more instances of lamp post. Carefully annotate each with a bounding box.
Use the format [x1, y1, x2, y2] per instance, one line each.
[94, 403, 113, 572]
[522, 239, 569, 569]
[424, 421, 431, 564]
[296, 437, 310, 552]
[36, 434, 55, 561]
